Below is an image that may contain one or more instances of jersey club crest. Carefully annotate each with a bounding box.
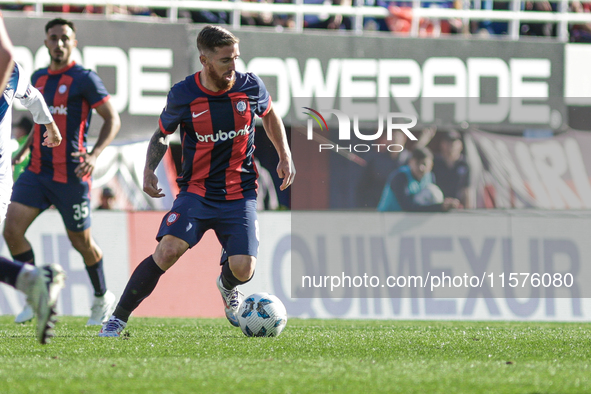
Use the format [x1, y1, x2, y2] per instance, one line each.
[235, 99, 247, 116]
[166, 212, 180, 226]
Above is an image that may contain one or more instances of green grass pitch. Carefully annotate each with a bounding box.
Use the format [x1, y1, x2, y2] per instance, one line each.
[0, 316, 590, 393]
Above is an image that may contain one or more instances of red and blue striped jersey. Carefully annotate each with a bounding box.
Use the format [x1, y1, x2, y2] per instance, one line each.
[29, 62, 110, 183]
[159, 71, 271, 200]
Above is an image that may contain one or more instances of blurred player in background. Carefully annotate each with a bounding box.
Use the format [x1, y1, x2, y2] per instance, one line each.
[0, 13, 65, 344]
[356, 126, 435, 209]
[99, 25, 295, 336]
[3, 18, 121, 326]
[432, 130, 472, 209]
[11, 116, 33, 181]
[97, 186, 116, 210]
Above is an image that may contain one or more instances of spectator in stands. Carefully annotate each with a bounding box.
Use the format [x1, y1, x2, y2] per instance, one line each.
[11, 116, 33, 181]
[432, 130, 472, 209]
[240, 0, 276, 26]
[356, 127, 435, 208]
[190, 1, 230, 25]
[386, 0, 467, 36]
[570, 0, 591, 42]
[488, 0, 510, 35]
[385, 2, 438, 36]
[440, 0, 467, 35]
[104, 4, 154, 16]
[362, 0, 391, 31]
[385, 3, 417, 35]
[273, 0, 297, 29]
[0, 4, 33, 12]
[377, 147, 460, 212]
[42, 5, 100, 13]
[304, 0, 352, 29]
[127, 6, 155, 16]
[98, 187, 116, 210]
[521, 0, 556, 37]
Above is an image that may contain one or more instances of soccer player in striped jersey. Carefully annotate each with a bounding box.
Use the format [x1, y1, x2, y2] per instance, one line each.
[3, 18, 121, 326]
[99, 25, 295, 337]
[0, 13, 66, 344]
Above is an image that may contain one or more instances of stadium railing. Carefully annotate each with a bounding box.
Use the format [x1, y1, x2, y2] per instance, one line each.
[1, 0, 590, 41]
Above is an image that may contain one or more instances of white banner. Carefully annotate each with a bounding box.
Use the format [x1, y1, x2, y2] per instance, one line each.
[248, 211, 591, 321]
[3, 210, 589, 321]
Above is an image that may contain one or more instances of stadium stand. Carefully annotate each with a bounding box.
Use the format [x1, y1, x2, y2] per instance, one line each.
[0, 0, 590, 40]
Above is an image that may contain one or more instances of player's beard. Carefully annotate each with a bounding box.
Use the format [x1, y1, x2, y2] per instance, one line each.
[49, 50, 67, 68]
[208, 67, 235, 91]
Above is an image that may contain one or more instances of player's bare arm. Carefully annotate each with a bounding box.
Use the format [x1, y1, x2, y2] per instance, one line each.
[72, 100, 121, 178]
[42, 121, 62, 148]
[261, 105, 295, 190]
[13, 80, 61, 154]
[12, 120, 61, 166]
[143, 128, 169, 198]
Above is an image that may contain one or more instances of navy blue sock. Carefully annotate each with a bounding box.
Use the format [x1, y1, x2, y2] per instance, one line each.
[85, 258, 107, 297]
[12, 250, 35, 265]
[114, 255, 165, 322]
[220, 259, 252, 289]
[0, 257, 24, 287]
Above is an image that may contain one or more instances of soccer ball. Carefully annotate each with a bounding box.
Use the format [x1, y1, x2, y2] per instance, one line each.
[413, 183, 444, 205]
[237, 292, 287, 337]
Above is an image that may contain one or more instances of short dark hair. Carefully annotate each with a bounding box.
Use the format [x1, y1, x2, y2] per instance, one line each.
[102, 187, 115, 198]
[45, 18, 76, 33]
[197, 25, 239, 54]
[411, 147, 434, 162]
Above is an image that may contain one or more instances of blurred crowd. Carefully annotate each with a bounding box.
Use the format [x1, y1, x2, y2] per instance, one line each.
[357, 127, 473, 212]
[2, 0, 590, 41]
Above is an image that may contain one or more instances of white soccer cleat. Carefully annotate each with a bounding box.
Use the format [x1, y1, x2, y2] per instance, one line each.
[216, 276, 243, 327]
[87, 290, 117, 326]
[14, 304, 34, 324]
[24, 264, 66, 344]
[98, 316, 126, 337]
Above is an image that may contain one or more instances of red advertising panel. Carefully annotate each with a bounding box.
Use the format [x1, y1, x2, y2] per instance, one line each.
[127, 212, 225, 317]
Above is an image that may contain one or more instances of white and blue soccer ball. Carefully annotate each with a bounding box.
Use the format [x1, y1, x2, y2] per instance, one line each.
[237, 292, 287, 337]
[413, 183, 444, 206]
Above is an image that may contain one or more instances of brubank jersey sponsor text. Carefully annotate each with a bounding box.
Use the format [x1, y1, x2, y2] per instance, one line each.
[195, 126, 250, 143]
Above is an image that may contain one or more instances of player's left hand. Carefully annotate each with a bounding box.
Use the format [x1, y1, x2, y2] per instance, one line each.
[143, 170, 165, 198]
[277, 157, 295, 191]
[72, 151, 97, 178]
[42, 122, 62, 148]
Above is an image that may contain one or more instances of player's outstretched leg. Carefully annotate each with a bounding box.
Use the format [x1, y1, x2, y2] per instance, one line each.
[216, 275, 243, 327]
[98, 255, 165, 337]
[18, 263, 66, 344]
[217, 253, 255, 327]
[12, 251, 36, 324]
[66, 230, 116, 326]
